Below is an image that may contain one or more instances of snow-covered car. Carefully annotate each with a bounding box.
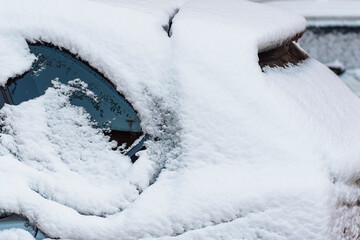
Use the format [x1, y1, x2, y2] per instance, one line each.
[1, 0, 360, 239]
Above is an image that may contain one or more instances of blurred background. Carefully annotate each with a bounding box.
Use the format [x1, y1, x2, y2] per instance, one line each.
[254, 0, 360, 96]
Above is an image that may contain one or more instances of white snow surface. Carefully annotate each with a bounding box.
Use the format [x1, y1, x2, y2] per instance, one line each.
[0, 229, 35, 240]
[0, 0, 359, 239]
[0, 80, 137, 216]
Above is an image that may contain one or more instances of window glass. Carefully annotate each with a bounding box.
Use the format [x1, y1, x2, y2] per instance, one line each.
[0, 89, 5, 109]
[2, 44, 144, 158]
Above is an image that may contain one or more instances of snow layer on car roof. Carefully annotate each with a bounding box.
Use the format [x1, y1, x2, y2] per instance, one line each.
[1, 0, 360, 239]
[0, 0, 306, 86]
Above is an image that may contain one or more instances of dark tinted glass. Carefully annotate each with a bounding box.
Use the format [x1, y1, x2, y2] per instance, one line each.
[0, 89, 5, 109]
[2, 44, 145, 157]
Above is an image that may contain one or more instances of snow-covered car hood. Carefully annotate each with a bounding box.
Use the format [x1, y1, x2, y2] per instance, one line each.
[1, 0, 360, 239]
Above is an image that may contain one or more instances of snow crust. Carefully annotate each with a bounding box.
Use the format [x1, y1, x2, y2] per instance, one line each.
[0, 0, 359, 239]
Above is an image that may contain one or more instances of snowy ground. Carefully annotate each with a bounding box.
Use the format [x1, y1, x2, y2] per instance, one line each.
[1, 0, 360, 239]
